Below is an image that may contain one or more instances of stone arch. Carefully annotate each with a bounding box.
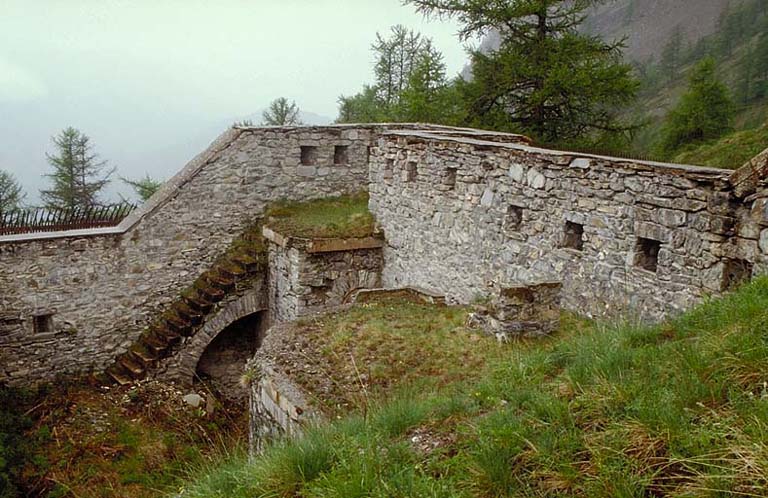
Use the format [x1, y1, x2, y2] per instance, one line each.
[326, 268, 381, 306]
[168, 289, 267, 388]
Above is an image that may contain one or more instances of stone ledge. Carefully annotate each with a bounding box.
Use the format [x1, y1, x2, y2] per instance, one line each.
[349, 286, 447, 306]
[262, 226, 384, 254]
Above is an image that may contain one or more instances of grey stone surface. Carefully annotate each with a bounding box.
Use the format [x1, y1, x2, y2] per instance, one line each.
[368, 129, 766, 321]
[2, 123, 768, 388]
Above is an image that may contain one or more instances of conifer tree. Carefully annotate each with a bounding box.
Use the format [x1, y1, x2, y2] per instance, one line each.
[337, 26, 458, 125]
[122, 174, 163, 202]
[658, 58, 734, 154]
[0, 170, 25, 213]
[261, 98, 302, 126]
[40, 127, 114, 210]
[405, 0, 638, 146]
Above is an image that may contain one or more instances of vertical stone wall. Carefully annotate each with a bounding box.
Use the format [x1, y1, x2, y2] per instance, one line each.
[368, 130, 761, 320]
[265, 229, 384, 323]
[0, 126, 374, 385]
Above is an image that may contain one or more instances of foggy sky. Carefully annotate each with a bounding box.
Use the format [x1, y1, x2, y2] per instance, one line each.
[0, 1, 466, 202]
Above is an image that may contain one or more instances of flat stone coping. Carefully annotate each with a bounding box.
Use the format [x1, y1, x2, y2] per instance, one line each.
[383, 129, 734, 180]
[262, 226, 384, 254]
[350, 286, 447, 306]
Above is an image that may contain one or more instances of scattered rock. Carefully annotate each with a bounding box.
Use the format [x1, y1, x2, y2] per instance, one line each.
[183, 393, 204, 408]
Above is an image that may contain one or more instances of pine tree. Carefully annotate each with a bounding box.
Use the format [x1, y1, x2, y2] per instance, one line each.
[658, 58, 735, 154]
[396, 41, 462, 123]
[0, 170, 25, 213]
[336, 26, 458, 125]
[40, 127, 114, 210]
[406, 0, 638, 145]
[261, 98, 302, 126]
[372, 25, 426, 109]
[337, 86, 384, 123]
[122, 174, 163, 202]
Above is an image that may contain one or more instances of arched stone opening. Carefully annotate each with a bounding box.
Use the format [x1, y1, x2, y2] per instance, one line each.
[194, 311, 266, 400]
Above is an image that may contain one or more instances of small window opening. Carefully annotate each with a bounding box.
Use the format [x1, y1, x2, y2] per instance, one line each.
[385, 158, 394, 171]
[722, 258, 753, 291]
[445, 168, 458, 189]
[300, 146, 318, 166]
[563, 221, 584, 251]
[635, 237, 661, 272]
[334, 145, 349, 165]
[33, 314, 54, 334]
[505, 205, 523, 232]
[406, 161, 418, 182]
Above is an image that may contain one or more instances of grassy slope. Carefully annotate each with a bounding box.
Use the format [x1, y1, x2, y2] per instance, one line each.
[264, 192, 376, 239]
[672, 124, 768, 169]
[180, 278, 768, 498]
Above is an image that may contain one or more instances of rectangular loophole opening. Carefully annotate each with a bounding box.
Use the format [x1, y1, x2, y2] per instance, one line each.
[635, 237, 661, 272]
[334, 145, 349, 165]
[444, 168, 458, 189]
[722, 258, 753, 291]
[406, 161, 418, 182]
[505, 205, 523, 232]
[563, 221, 584, 251]
[33, 313, 54, 334]
[300, 146, 318, 166]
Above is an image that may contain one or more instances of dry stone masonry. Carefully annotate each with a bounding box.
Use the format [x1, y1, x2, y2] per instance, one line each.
[2, 123, 768, 388]
[369, 129, 767, 320]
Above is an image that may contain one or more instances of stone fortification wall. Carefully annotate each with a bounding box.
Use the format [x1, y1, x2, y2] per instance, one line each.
[264, 228, 384, 323]
[0, 126, 374, 385]
[369, 130, 766, 319]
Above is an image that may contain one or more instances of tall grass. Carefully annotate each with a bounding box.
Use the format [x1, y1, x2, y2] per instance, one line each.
[180, 278, 768, 497]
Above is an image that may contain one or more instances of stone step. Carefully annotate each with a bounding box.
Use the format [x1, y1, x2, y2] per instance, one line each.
[130, 345, 156, 367]
[142, 334, 169, 356]
[197, 285, 225, 303]
[204, 271, 236, 290]
[164, 313, 192, 334]
[218, 262, 248, 279]
[174, 302, 203, 325]
[231, 253, 261, 271]
[120, 355, 145, 378]
[183, 293, 214, 314]
[106, 365, 133, 386]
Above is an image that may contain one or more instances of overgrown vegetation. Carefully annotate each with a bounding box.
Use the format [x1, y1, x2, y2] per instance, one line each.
[633, 0, 768, 161]
[269, 293, 580, 416]
[0, 380, 246, 498]
[672, 123, 768, 169]
[264, 192, 376, 239]
[180, 277, 768, 497]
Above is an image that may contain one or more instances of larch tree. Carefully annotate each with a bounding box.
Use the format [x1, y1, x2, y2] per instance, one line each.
[261, 98, 303, 126]
[121, 174, 163, 202]
[405, 0, 639, 146]
[658, 58, 735, 155]
[0, 170, 25, 213]
[337, 25, 460, 125]
[40, 127, 115, 210]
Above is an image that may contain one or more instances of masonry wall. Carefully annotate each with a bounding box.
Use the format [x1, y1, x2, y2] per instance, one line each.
[0, 126, 373, 385]
[369, 131, 766, 320]
[267, 236, 383, 323]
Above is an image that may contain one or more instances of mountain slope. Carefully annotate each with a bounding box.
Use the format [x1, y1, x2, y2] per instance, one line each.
[585, 0, 736, 62]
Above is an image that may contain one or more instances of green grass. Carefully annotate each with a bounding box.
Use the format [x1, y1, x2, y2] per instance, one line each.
[179, 278, 768, 497]
[672, 123, 768, 169]
[264, 192, 376, 239]
[280, 295, 528, 415]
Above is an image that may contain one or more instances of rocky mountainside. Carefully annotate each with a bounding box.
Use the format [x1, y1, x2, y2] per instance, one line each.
[468, 0, 734, 63]
[585, 0, 735, 62]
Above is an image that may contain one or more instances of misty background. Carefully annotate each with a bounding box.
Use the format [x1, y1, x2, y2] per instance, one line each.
[0, 1, 465, 203]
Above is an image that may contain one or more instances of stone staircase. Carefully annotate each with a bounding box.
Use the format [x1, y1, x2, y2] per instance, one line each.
[105, 225, 266, 386]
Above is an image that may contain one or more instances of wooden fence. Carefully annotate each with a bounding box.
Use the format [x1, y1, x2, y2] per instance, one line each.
[0, 203, 137, 236]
